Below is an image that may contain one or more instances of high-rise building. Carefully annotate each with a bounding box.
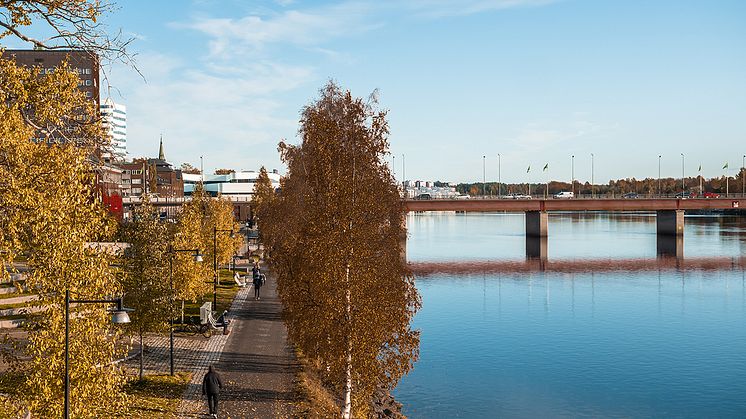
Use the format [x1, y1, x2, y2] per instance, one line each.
[1, 49, 99, 105]
[100, 99, 127, 161]
[0, 49, 100, 145]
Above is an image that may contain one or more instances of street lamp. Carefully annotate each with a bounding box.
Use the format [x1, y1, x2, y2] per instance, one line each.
[402, 154, 406, 190]
[482, 155, 486, 197]
[571, 155, 575, 196]
[65, 291, 133, 419]
[681, 153, 685, 194]
[591, 153, 595, 198]
[497, 153, 501, 198]
[742, 155, 745, 197]
[167, 245, 202, 376]
[658, 155, 662, 196]
[213, 227, 235, 308]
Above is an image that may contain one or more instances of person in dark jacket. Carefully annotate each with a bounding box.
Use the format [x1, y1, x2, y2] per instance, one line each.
[202, 365, 223, 418]
[253, 271, 264, 300]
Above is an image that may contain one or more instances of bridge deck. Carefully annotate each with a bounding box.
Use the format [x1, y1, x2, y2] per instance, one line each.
[404, 198, 745, 212]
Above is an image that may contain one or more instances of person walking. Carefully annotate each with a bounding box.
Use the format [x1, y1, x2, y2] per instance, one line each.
[253, 268, 264, 300]
[202, 365, 223, 418]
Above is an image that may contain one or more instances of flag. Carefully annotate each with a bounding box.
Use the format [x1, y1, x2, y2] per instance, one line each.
[698, 164, 702, 172]
[527, 165, 531, 173]
[723, 162, 729, 170]
[543, 163, 549, 171]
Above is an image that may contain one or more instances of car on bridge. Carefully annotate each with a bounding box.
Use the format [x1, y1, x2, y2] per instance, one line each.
[700, 191, 720, 198]
[505, 193, 532, 199]
[553, 191, 574, 199]
[622, 192, 639, 199]
[674, 191, 696, 199]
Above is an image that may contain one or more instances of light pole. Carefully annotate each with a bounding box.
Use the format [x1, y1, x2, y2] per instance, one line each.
[213, 227, 235, 308]
[402, 154, 406, 190]
[571, 155, 575, 196]
[591, 153, 595, 198]
[167, 245, 202, 376]
[497, 153, 501, 198]
[658, 155, 662, 196]
[482, 155, 486, 197]
[742, 155, 745, 197]
[681, 153, 685, 194]
[65, 291, 132, 419]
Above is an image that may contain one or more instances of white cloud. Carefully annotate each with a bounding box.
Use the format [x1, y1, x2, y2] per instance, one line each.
[178, 2, 377, 58]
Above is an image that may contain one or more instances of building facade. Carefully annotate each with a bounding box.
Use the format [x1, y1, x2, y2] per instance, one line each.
[100, 99, 127, 161]
[2, 49, 99, 105]
[183, 170, 281, 198]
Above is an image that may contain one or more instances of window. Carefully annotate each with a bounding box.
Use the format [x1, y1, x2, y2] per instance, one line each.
[85, 68, 91, 75]
[85, 91, 92, 98]
[132, 178, 142, 184]
[85, 80, 92, 86]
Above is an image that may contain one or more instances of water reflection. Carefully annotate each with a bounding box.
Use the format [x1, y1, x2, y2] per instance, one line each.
[656, 235, 683, 259]
[397, 212, 746, 418]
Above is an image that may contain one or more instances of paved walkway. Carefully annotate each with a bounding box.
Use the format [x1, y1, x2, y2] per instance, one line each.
[124, 273, 299, 418]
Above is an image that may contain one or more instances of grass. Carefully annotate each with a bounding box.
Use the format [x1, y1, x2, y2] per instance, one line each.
[181, 269, 242, 322]
[292, 349, 340, 418]
[119, 372, 191, 418]
[0, 372, 191, 418]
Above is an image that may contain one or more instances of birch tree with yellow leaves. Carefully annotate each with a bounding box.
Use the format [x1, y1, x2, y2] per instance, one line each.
[0, 56, 126, 417]
[257, 82, 420, 418]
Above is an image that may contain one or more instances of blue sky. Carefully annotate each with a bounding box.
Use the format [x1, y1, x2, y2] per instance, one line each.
[5, 0, 746, 183]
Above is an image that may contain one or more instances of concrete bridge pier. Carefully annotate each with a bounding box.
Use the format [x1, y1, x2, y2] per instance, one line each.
[656, 210, 684, 236]
[526, 211, 548, 237]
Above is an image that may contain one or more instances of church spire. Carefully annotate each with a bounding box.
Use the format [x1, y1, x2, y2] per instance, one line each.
[158, 134, 165, 160]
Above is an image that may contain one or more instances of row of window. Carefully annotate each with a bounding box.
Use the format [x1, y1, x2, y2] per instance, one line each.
[38, 68, 92, 75]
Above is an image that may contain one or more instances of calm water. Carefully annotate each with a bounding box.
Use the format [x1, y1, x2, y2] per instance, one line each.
[395, 212, 746, 418]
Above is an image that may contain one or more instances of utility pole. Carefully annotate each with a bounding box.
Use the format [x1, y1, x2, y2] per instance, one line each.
[402, 154, 405, 190]
[743, 155, 745, 197]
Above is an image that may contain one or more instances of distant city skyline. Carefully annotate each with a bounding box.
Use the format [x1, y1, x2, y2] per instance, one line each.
[2, 0, 744, 183]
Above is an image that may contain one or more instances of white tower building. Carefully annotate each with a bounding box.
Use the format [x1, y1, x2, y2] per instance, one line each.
[100, 98, 127, 161]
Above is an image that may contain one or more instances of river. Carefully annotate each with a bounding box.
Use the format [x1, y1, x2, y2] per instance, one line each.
[395, 212, 746, 418]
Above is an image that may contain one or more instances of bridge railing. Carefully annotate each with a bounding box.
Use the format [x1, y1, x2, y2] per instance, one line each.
[429, 193, 746, 200]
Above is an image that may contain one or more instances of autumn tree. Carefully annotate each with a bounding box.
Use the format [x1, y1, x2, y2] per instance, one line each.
[1, 0, 135, 67]
[214, 168, 235, 175]
[120, 197, 171, 380]
[0, 57, 126, 416]
[172, 184, 212, 317]
[258, 82, 420, 417]
[179, 162, 201, 174]
[252, 166, 274, 234]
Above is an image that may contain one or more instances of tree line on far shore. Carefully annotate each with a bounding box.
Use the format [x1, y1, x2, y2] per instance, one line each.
[453, 169, 746, 197]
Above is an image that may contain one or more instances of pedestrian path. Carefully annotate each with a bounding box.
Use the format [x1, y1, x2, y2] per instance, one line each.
[181, 273, 299, 418]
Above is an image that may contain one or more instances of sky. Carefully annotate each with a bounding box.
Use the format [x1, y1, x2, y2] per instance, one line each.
[4, 0, 746, 183]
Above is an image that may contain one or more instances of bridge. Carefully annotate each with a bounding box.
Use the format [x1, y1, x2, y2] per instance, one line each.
[402, 198, 745, 260]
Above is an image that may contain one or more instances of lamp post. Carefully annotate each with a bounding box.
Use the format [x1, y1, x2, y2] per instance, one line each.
[742, 155, 745, 197]
[482, 155, 486, 197]
[65, 291, 133, 419]
[658, 155, 662, 196]
[213, 227, 235, 308]
[591, 153, 595, 198]
[497, 153, 501, 198]
[167, 245, 202, 376]
[681, 153, 685, 194]
[571, 155, 575, 197]
[402, 154, 406, 190]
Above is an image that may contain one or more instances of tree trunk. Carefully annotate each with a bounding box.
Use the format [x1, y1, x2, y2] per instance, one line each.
[342, 263, 352, 419]
[139, 331, 144, 381]
[181, 300, 185, 325]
